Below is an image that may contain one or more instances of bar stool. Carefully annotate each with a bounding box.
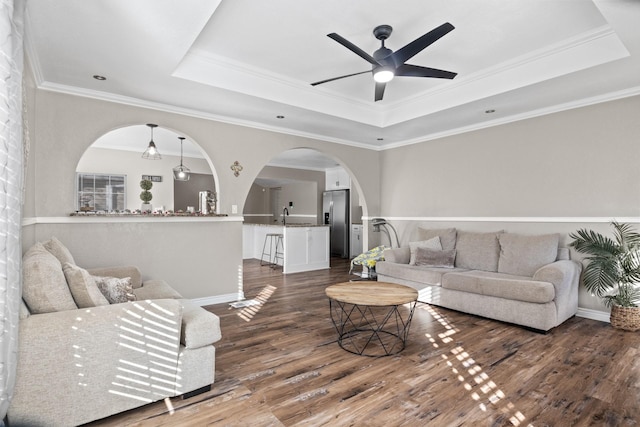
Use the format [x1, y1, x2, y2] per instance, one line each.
[260, 233, 284, 268]
[272, 234, 284, 268]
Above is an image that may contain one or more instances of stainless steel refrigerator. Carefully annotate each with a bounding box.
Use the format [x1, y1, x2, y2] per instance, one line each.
[323, 190, 350, 258]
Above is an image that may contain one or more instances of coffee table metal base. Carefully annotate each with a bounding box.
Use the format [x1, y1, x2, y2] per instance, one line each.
[329, 299, 417, 357]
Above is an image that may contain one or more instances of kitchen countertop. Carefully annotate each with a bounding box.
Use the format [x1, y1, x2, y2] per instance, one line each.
[245, 223, 327, 228]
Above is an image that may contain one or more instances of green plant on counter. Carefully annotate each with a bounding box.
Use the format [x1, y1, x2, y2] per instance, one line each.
[139, 179, 153, 203]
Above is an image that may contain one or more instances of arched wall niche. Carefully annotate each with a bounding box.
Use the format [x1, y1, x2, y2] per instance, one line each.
[75, 124, 220, 213]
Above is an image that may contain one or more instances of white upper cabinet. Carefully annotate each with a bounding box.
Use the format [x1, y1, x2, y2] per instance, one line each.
[325, 167, 350, 190]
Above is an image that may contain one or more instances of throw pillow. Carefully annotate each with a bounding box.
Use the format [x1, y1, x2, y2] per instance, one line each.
[409, 237, 442, 265]
[498, 233, 560, 277]
[414, 247, 456, 268]
[383, 247, 410, 264]
[93, 276, 136, 304]
[43, 236, 76, 265]
[62, 263, 110, 308]
[417, 227, 457, 251]
[22, 242, 77, 314]
[455, 230, 503, 271]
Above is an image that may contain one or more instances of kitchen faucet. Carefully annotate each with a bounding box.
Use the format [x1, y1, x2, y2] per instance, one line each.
[282, 207, 289, 225]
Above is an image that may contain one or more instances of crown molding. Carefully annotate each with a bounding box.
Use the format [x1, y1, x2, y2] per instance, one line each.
[36, 80, 379, 152]
[379, 84, 640, 151]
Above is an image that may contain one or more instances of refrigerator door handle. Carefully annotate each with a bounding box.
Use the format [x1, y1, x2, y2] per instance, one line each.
[329, 200, 333, 224]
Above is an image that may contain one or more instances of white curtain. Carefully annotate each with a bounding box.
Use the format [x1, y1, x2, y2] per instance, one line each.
[0, 0, 25, 420]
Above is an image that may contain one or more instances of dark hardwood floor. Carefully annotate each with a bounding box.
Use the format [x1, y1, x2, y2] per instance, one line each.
[89, 258, 640, 426]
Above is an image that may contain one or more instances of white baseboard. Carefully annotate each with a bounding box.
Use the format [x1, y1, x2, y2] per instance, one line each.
[576, 307, 610, 323]
[191, 292, 245, 307]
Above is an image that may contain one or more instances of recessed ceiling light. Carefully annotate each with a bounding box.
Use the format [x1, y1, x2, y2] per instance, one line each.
[485, 109, 496, 114]
[276, 115, 285, 119]
[93, 75, 106, 81]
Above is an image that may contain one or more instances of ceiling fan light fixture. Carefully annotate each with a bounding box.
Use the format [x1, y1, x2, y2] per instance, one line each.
[142, 123, 162, 160]
[373, 67, 394, 83]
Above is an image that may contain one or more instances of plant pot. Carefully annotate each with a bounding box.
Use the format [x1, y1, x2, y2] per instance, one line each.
[610, 305, 640, 331]
[141, 203, 152, 212]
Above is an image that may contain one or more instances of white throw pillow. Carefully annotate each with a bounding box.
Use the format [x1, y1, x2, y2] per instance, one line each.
[408, 236, 442, 265]
[62, 263, 110, 308]
[22, 243, 77, 314]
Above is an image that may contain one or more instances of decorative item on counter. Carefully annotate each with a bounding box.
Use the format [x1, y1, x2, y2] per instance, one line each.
[230, 161, 243, 177]
[199, 190, 217, 214]
[79, 195, 94, 212]
[139, 179, 153, 212]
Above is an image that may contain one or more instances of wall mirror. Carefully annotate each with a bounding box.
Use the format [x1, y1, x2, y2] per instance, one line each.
[76, 125, 217, 213]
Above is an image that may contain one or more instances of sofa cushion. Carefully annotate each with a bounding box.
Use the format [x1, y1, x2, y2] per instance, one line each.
[442, 270, 555, 304]
[417, 227, 457, 251]
[22, 243, 77, 314]
[409, 237, 442, 265]
[179, 300, 222, 349]
[93, 276, 136, 304]
[63, 263, 110, 308]
[455, 230, 502, 272]
[376, 261, 468, 287]
[498, 233, 560, 277]
[132, 279, 183, 300]
[414, 247, 456, 268]
[43, 236, 76, 266]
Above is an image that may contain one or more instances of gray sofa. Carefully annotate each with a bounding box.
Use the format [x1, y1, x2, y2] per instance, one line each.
[8, 237, 222, 427]
[376, 228, 582, 331]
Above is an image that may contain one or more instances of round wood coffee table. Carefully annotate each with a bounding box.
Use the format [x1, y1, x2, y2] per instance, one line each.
[325, 281, 418, 357]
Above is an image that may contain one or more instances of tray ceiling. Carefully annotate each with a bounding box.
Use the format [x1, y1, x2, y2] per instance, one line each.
[25, 0, 640, 150]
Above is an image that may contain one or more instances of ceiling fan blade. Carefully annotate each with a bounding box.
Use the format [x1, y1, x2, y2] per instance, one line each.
[391, 22, 455, 66]
[328, 33, 381, 66]
[374, 82, 386, 102]
[395, 64, 457, 79]
[311, 70, 371, 86]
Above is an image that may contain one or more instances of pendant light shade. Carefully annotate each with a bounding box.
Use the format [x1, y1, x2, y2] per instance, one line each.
[173, 136, 191, 181]
[142, 123, 162, 160]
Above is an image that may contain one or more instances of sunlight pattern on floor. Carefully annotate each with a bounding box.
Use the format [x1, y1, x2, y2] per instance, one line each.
[237, 285, 277, 322]
[421, 304, 532, 427]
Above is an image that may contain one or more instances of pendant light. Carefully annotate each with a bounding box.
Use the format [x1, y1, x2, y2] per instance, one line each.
[142, 123, 161, 160]
[173, 136, 191, 181]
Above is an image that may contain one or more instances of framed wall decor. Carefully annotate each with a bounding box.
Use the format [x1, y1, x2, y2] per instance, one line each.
[142, 175, 162, 182]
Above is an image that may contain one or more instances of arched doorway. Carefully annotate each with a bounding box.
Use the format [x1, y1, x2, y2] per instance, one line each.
[243, 148, 367, 260]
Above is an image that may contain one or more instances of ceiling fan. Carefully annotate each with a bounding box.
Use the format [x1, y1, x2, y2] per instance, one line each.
[311, 23, 457, 102]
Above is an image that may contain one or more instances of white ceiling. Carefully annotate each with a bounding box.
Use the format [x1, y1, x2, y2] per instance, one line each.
[25, 0, 640, 160]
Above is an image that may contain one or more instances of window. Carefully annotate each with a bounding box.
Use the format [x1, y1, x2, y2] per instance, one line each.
[77, 173, 126, 211]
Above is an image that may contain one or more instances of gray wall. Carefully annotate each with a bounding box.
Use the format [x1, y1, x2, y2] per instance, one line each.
[77, 146, 214, 212]
[22, 74, 380, 301]
[378, 95, 640, 313]
[174, 172, 216, 212]
[244, 165, 325, 225]
[23, 54, 640, 315]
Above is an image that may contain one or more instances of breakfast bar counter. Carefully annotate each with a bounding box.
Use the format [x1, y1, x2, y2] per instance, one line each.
[242, 224, 330, 274]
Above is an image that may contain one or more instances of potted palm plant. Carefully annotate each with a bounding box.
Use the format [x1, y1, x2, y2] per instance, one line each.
[569, 221, 640, 331]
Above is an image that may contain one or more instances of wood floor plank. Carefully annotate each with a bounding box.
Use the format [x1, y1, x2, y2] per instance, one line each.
[86, 258, 640, 426]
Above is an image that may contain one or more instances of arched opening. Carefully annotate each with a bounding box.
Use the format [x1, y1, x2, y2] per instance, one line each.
[242, 148, 368, 265]
[75, 125, 219, 214]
